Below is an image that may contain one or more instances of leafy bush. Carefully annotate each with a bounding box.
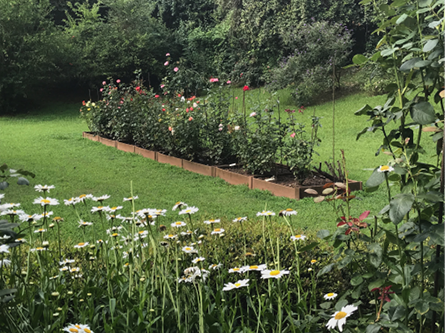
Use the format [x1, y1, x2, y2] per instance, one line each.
[266, 20, 353, 106]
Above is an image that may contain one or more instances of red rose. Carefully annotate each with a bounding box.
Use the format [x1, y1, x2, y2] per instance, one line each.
[155, 95, 160, 98]
[243, 85, 249, 91]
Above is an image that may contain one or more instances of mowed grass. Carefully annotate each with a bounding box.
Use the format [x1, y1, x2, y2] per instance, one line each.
[0, 88, 437, 243]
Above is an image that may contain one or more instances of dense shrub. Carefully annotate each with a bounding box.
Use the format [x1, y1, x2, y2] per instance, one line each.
[265, 20, 354, 106]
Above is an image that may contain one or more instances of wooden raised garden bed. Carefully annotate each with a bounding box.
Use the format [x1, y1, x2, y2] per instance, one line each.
[83, 132, 363, 201]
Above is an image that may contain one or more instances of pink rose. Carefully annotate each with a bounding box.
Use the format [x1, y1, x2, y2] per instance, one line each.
[290, 132, 296, 138]
[226, 80, 231, 84]
[166, 53, 170, 56]
[250, 112, 257, 117]
[100, 88, 103, 92]
[235, 97, 238, 100]
[174, 67, 179, 72]
[188, 116, 193, 121]
[102, 81, 106, 85]
[160, 84, 165, 88]
[164, 61, 169, 66]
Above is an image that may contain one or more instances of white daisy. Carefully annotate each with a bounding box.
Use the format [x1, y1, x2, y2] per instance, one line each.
[123, 196, 138, 202]
[108, 206, 123, 212]
[204, 219, 220, 225]
[91, 206, 110, 213]
[261, 269, 290, 279]
[182, 246, 198, 254]
[33, 197, 59, 206]
[233, 217, 247, 223]
[78, 221, 93, 227]
[15, 238, 27, 243]
[222, 279, 250, 291]
[63, 323, 94, 333]
[377, 165, 394, 173]
[59, 259, 75, 265]
[181, 230, 193, 236]
[59, 266, 69, 272]
[256, 210, 275, 216]
[171, 221, 186, 228]
[74, 242, 89, 249]
[324, 292, 338, 300]
[34, 185, 55, 193]
[326, 305, 358, 332]
[77, 194, 93, 202]
[172, 202, 187, 211]
[93, 195, 111, 202]
[241, 264, 267, 272]
[38, 211, 53, 218]
[64, 197, 80, 206]
[229, 267, 243, 274]
[279, 208, 297, 216]
[1, 209, 25, 216]
[0, 258, 11, 267]
[34, 228, 47, 234]
[179, 206, 199, 215]
[30, 247, 46, 252]
[163, 234, 178, 240]
[209, 263, 222, 270]
[211, 228, 225, 235]
[290, 234, 307, 241]
[0, 235, 11, 240]
[192, 257, 205, 264]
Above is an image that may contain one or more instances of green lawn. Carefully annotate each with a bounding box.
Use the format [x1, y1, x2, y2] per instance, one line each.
[0, 88, 437, 242]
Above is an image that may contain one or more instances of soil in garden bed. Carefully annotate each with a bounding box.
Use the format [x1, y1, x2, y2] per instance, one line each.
[222, 166, 334, 187]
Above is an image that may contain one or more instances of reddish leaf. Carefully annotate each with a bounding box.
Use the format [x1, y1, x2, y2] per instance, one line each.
[359, 210, 371, 221]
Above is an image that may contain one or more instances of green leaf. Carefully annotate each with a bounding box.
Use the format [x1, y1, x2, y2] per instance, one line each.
[0, 164, 7, 172]
[414, 300, 429, 315]
[366, 324, 382, 333]
[319, 302, 332, 309]
[353, 54, 368, 65]
[0, 182, 8, 190]
[400, 57, 422, 72]
[389, 193, 414, 224]
[335, 299, 348, 311]
[355, 104, 372, 116]
[424, 39, 439, 52]
[367, 243, 383, 268]
[109, 298, 116, 317]
[411, 102, 436, 125]
[392, 164, 407, 175]
[317, 263, 334, 277]
[390, 305, 406, 321]
[381, 48, 397, 57]
[414, 59, 432, 68]
[419, 0, 433, 7]
[396, 14, 408, 25]
[366, 169, 386, 188]
[0, 289, 17, 298]
[368, 279, 385, 291]
[317, 230, 330, 239]
[300, 242, 318, 252]
[17, 177, 29, 186]
[351, 275, 364, 286]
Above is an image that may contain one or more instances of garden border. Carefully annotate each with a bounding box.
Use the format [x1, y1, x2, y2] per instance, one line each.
[83, 132, 363, 200]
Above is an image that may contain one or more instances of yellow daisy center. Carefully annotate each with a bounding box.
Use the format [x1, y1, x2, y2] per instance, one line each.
[215, 229, 221, 232]
[311, 260, 317, 263]
[335, 311, 347, 320]
[69, 329, 79, 333]
[270, 270, 280, 276]
[36, 247, 43, 250]
[185, 247, 191, 251]
[138, 231, 145, 234]
[235, 283, 241, 287]
[79, 195, 86, 198]
[250, 265, 258, 269]
[111, 207, 117, 210]
[84, 329, 91, 333]
[168, 235, 174, 237]
[98, 206, 103, 209]
[327, 293, 334, 297]
[286, 208, 293, 211]
[39, 229, 44, 232]
[78, 243, 85, 246]
[295, 235, 301, 238]
[175, 222, 182, 225]
[41, 199, 51, 204]
[186, 210, 191, 213]
[233, 268, 239, 271]
[75, 325, 81, 329]
[176, 202, 181, 205]
[380, 165, 390, 171]
[112, 233, 118, 237]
